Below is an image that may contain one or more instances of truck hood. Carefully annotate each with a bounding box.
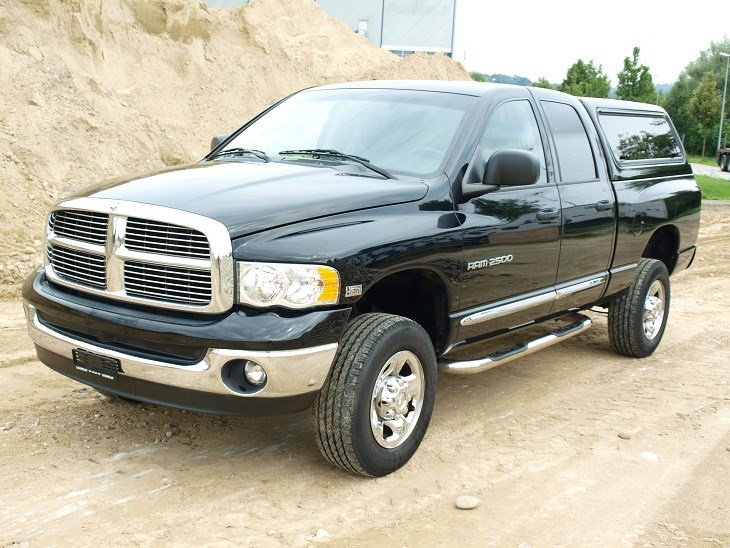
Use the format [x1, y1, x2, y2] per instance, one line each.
[81, 160, 429, 238]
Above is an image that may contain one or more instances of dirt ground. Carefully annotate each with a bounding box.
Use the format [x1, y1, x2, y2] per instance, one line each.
[0, 201, 727, 547]
[3, 0, 725, 544]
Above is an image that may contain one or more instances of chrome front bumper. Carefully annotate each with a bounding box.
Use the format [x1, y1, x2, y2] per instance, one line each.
[23, 301, 338, 399]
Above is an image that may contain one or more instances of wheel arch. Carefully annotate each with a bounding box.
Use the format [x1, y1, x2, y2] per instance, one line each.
[352, 268, 452, 354]
[642, 224, 680, 274]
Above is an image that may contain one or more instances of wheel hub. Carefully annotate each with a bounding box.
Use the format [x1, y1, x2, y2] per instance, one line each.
[370, 351, 424, 449]
[375, 377, 410, 420]
[643, 280, 666, 340]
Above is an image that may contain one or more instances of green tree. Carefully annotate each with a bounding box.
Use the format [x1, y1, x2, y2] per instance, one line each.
[664, 74, 695, 149]
[488, 74, 531, 86]
[690, 70, 722, 156]
[616, 47, 656, 103]
[684, 37, 730, 92]
[531, 77, 554, 89]
[470, 71, 488, 82]
[560, 59, 610, 98]
[663, 38, 730, 155]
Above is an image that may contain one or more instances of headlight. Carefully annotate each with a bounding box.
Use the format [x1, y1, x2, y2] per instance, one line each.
[236, 262, 340, 309]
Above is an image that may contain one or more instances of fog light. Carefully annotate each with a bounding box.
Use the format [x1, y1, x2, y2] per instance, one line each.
[244, 361, 267, 386]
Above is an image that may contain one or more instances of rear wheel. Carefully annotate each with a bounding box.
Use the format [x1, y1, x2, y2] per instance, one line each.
[313, 313, 437, 477]
[608, 258, 670, 357]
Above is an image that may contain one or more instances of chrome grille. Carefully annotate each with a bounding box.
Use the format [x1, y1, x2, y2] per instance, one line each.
[49, 210, 108, 245]
[125, 218, 210, 259]
[44, 199, 233, 313]
[47, 244, 106, 289]
[124, 261, 212, 305]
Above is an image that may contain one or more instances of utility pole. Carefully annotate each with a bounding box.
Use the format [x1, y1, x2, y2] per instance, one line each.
[717, 52, 730, 150]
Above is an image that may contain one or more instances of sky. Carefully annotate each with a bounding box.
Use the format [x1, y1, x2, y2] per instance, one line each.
[452, 0, 729, 85]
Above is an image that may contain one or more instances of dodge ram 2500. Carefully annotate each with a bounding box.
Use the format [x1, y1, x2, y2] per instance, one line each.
[23, 81, 701, 476]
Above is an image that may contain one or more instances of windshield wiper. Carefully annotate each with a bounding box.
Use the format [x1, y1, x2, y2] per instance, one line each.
[278, 149, 393, 179]
[212, 148, 270, 162]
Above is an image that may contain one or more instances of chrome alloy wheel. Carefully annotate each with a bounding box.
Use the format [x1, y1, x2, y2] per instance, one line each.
[370, 351, 424, 449]
[643, 279, 666, 340]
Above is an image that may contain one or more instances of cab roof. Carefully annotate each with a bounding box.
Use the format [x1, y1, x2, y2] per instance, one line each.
[312, 80, 668, 113]
[310, 80, 517, 97]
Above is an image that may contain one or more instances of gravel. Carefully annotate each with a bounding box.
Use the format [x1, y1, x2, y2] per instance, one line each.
[691, 163, 730, 181]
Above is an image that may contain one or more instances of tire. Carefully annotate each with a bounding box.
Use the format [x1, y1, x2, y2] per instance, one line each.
[722, 155, 730, 172]
[608, 258, 670, 358]
[94, 388, 141, 404]
[313, 313, 437, 477]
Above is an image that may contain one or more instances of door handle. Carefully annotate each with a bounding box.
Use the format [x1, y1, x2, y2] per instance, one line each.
[594, 199, 613, 211]
[536, 208, 559, 221]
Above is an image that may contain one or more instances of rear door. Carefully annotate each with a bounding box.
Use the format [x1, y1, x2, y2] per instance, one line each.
[533, 92, 616, 311]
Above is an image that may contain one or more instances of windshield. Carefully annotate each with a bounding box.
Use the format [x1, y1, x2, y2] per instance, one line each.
[219, 88, 476, 176]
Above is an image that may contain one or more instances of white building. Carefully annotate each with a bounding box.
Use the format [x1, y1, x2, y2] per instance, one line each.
[316, 0, 457, 58]
[201, 0, 457, 58]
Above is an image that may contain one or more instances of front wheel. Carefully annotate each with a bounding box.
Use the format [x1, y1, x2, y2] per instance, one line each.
[608, 258, 670, 357]
[313, 313, 437, 477]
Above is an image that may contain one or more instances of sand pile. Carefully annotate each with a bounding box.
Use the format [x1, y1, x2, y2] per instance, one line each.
[0, 0, 469, 298]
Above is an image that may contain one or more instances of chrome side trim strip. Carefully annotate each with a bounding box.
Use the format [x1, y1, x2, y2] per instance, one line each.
[440, 314, 592, 375]
[25, 303, 337, 398]
[460, 273, 609, 328]
[44, 197, 234, 314]
[610, 262, 638, 275]
[460, 291, 556, 327]
[555, 274, 607, 299]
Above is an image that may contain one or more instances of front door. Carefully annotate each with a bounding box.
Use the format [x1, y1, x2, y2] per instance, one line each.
[456, 95, 561, 343]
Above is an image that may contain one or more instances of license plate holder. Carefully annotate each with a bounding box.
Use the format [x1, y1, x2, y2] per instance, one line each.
[72, 348, 121, 381]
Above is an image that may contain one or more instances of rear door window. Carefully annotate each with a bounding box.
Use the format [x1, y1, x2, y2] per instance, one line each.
[598, 113, 682, 162]
[541, 101, 597, 182]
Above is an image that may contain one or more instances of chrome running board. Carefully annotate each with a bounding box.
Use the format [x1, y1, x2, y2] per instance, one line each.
[438, 314, 592, 375]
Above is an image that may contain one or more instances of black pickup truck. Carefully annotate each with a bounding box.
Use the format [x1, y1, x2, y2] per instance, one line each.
[23, 81, 700, 476]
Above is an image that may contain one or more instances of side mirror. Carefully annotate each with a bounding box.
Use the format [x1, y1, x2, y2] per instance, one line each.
[459, 148, 540, 201]
[210, 133, 230, 152]
[483, 148, 539, 186]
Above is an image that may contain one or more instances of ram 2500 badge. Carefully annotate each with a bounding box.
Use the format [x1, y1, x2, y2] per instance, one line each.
[23, 81, 701, 476]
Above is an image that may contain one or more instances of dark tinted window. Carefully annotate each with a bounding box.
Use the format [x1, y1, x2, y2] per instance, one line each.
[541, 101, 597, 182]
[599, 113, 682, 161]
[477, 100, 547, 183]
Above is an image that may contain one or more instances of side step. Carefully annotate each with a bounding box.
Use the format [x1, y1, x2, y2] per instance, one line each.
[438, 314, 592, 375]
